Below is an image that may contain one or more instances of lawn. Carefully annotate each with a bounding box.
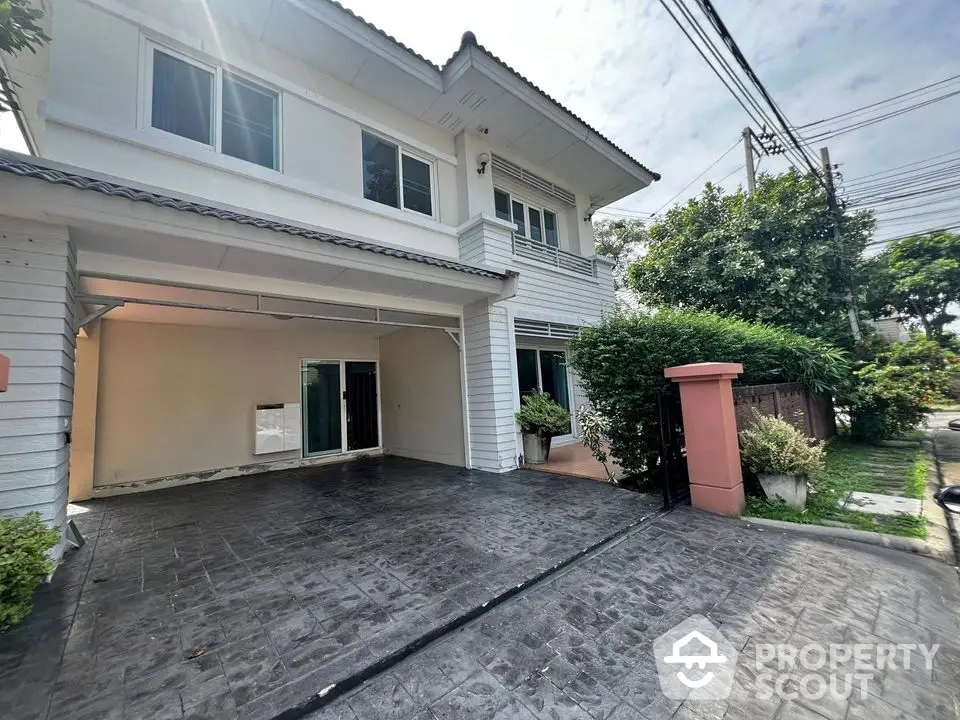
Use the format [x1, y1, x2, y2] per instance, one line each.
[745, 439, 928, 538]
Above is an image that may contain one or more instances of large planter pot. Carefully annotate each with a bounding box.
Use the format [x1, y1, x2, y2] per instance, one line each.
[522, 433, 552, 464]
[757, 473, 808, 509]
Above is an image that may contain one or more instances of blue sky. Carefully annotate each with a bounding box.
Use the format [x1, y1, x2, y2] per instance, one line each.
[335, 0, 960, 244]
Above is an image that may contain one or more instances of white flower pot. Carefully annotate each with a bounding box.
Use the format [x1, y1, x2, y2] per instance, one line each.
[522, 433, 552, 464]
[757, 473, 808, 509]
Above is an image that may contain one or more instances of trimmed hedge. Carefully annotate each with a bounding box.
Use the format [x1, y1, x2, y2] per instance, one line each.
[569, 310, 849, 480]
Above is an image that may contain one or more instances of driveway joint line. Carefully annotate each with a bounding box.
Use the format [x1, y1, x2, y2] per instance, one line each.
[269, 508, 670, 720]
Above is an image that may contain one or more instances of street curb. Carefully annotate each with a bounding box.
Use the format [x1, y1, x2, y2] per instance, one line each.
[740, 516, 944, 560]
[930, 430, 960, 564]
[270, 507, 668, 720]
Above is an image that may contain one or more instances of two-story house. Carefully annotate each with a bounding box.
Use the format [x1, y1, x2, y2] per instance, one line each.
[0, 0, 658, 543]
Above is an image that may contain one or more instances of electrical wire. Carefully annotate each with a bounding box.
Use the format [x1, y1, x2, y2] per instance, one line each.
[717, 163, 746, 185]
[650, 137, 742, 216]
[842, 147, 960, 185]
[801, 90, 960, 143]
[656, 0, 812, 173]
[795, 73, 960, 129]
[690, 0, 824, 179]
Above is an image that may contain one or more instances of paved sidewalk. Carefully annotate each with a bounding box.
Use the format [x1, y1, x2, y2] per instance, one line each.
[311, 509, 960, 720]
[0, 457, 658, 720]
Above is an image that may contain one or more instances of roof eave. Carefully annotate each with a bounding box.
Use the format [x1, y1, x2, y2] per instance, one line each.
[443, 40, 660, 186]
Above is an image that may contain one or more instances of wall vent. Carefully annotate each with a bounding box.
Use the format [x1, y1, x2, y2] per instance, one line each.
[492, 155, 576, 206]
[437, 111, 465, 132]
[514, 318, 581, 340]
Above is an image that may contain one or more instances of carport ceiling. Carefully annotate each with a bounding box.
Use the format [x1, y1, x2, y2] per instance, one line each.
[78, 276, 461, 334]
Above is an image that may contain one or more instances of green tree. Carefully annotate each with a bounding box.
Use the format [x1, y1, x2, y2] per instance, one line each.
[627, 169, 875, 344]
[862, 231, 960, 341]
[0, 0, 49, 112]
[593, 218, 647, 290]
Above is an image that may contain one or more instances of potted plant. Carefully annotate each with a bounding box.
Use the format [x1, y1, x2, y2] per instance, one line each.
[515, 391, 571, 464]
[738, 413, 825, 509]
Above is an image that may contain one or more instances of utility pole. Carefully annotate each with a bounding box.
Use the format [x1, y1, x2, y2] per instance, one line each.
[821, 146, 862, 343]
[742, 127, 756, 195]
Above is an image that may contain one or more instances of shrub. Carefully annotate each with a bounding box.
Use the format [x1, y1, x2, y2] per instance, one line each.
[738, 413, 825, 477]
[569, 310, 848, 479]
[840, 335, 958, 442]
[0, 512, 60, 630]
[515, 392, 570, 437]
[577, 406, 616, 483]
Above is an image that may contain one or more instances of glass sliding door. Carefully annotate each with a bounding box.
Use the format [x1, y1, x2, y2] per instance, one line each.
[301, 361, 342, 456]
[515, 347, 572, 436]
[345, 362, 379, 451]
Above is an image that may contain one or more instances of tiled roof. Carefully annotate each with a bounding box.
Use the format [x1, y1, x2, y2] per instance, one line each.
[0, 153, 506, 280]
[321, 1, 660, 182]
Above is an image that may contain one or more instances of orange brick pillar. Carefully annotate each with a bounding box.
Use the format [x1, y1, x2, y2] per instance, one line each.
[664, 362, 745, 516]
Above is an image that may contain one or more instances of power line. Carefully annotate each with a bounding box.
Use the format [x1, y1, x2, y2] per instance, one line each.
[650, 137, 742, 216]
[795, 73, 960, 129]
[801, 89, 960, 143]
[842, 147, 960, 185]
[717, 163, 746, 185]
[690, 0, 824, 179]
[656, 0, 812, 173]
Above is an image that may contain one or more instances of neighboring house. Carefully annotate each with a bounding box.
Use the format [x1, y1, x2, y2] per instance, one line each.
[0, 0, 658, 544]
[865, 316, 910, 343]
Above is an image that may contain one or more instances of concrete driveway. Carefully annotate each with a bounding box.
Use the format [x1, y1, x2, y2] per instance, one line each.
[0, 457, 659, 720]
[310, 510, 960, 720]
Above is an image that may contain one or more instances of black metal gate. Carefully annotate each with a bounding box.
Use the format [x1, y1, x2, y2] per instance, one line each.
[657, 383, 690, 509]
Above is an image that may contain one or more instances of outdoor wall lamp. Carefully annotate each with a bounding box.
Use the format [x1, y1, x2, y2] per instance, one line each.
[477, 152, 490, 175]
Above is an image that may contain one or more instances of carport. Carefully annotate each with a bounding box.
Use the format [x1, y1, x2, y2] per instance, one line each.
[0, 457, 659, 719]
[70, 274, 469, 500]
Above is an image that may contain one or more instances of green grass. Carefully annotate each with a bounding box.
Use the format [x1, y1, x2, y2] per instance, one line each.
[745, 439, 928, 539]
[904, 454, 928, 500]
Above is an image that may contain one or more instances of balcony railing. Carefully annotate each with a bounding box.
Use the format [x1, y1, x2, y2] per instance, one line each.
[512, 235, 596, 278]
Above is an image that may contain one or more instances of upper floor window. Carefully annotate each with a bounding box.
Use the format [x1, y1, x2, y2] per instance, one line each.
[147, 45, 279, 170]
[362, 131, 434, 217]
[494, 188, 559, 248]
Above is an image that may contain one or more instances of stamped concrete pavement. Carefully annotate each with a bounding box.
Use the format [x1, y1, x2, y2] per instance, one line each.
[311, 509, 960, 720]
[0, 457, 659, 720]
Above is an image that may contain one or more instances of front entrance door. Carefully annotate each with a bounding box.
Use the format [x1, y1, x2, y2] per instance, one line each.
[301, 360, 380, 457]
[345, 361, 379, 451]
[301, 361, 342, 457]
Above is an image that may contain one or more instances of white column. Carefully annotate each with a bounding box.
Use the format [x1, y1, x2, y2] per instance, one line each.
[462, 299, 518, 473]
[0, 218, 76, 540]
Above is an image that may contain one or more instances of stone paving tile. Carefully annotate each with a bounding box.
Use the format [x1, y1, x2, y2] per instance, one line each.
[315, 508, 960, 720]
[0, 456, 656, 720]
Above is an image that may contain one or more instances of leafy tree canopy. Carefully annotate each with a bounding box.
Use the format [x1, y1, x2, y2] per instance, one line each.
[627, 169, 875, 345]
[0, 0, 49, 112]
[593, 218, 647, 290]
[862, 231, 960, 342]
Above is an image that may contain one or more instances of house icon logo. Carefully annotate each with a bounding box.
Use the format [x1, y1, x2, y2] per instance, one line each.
[653, 615, 738, 700]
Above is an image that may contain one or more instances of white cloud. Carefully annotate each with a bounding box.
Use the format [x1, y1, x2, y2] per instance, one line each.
[340, 0, 960, 240]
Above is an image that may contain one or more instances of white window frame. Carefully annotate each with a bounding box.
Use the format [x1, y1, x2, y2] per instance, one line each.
[494, 188, 559, 247]
[140, 38, 282, 172]
[515, 344, 575, 441]
[361, 129, 438, 220]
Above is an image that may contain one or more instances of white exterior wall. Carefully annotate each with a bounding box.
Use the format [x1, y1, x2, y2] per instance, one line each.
[0, 218, 76, 533]
[92, 320, 380, 489]
[379, 327, 465, 467]
[40, 0, 461, 258]
[462, 300, 518, 472]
